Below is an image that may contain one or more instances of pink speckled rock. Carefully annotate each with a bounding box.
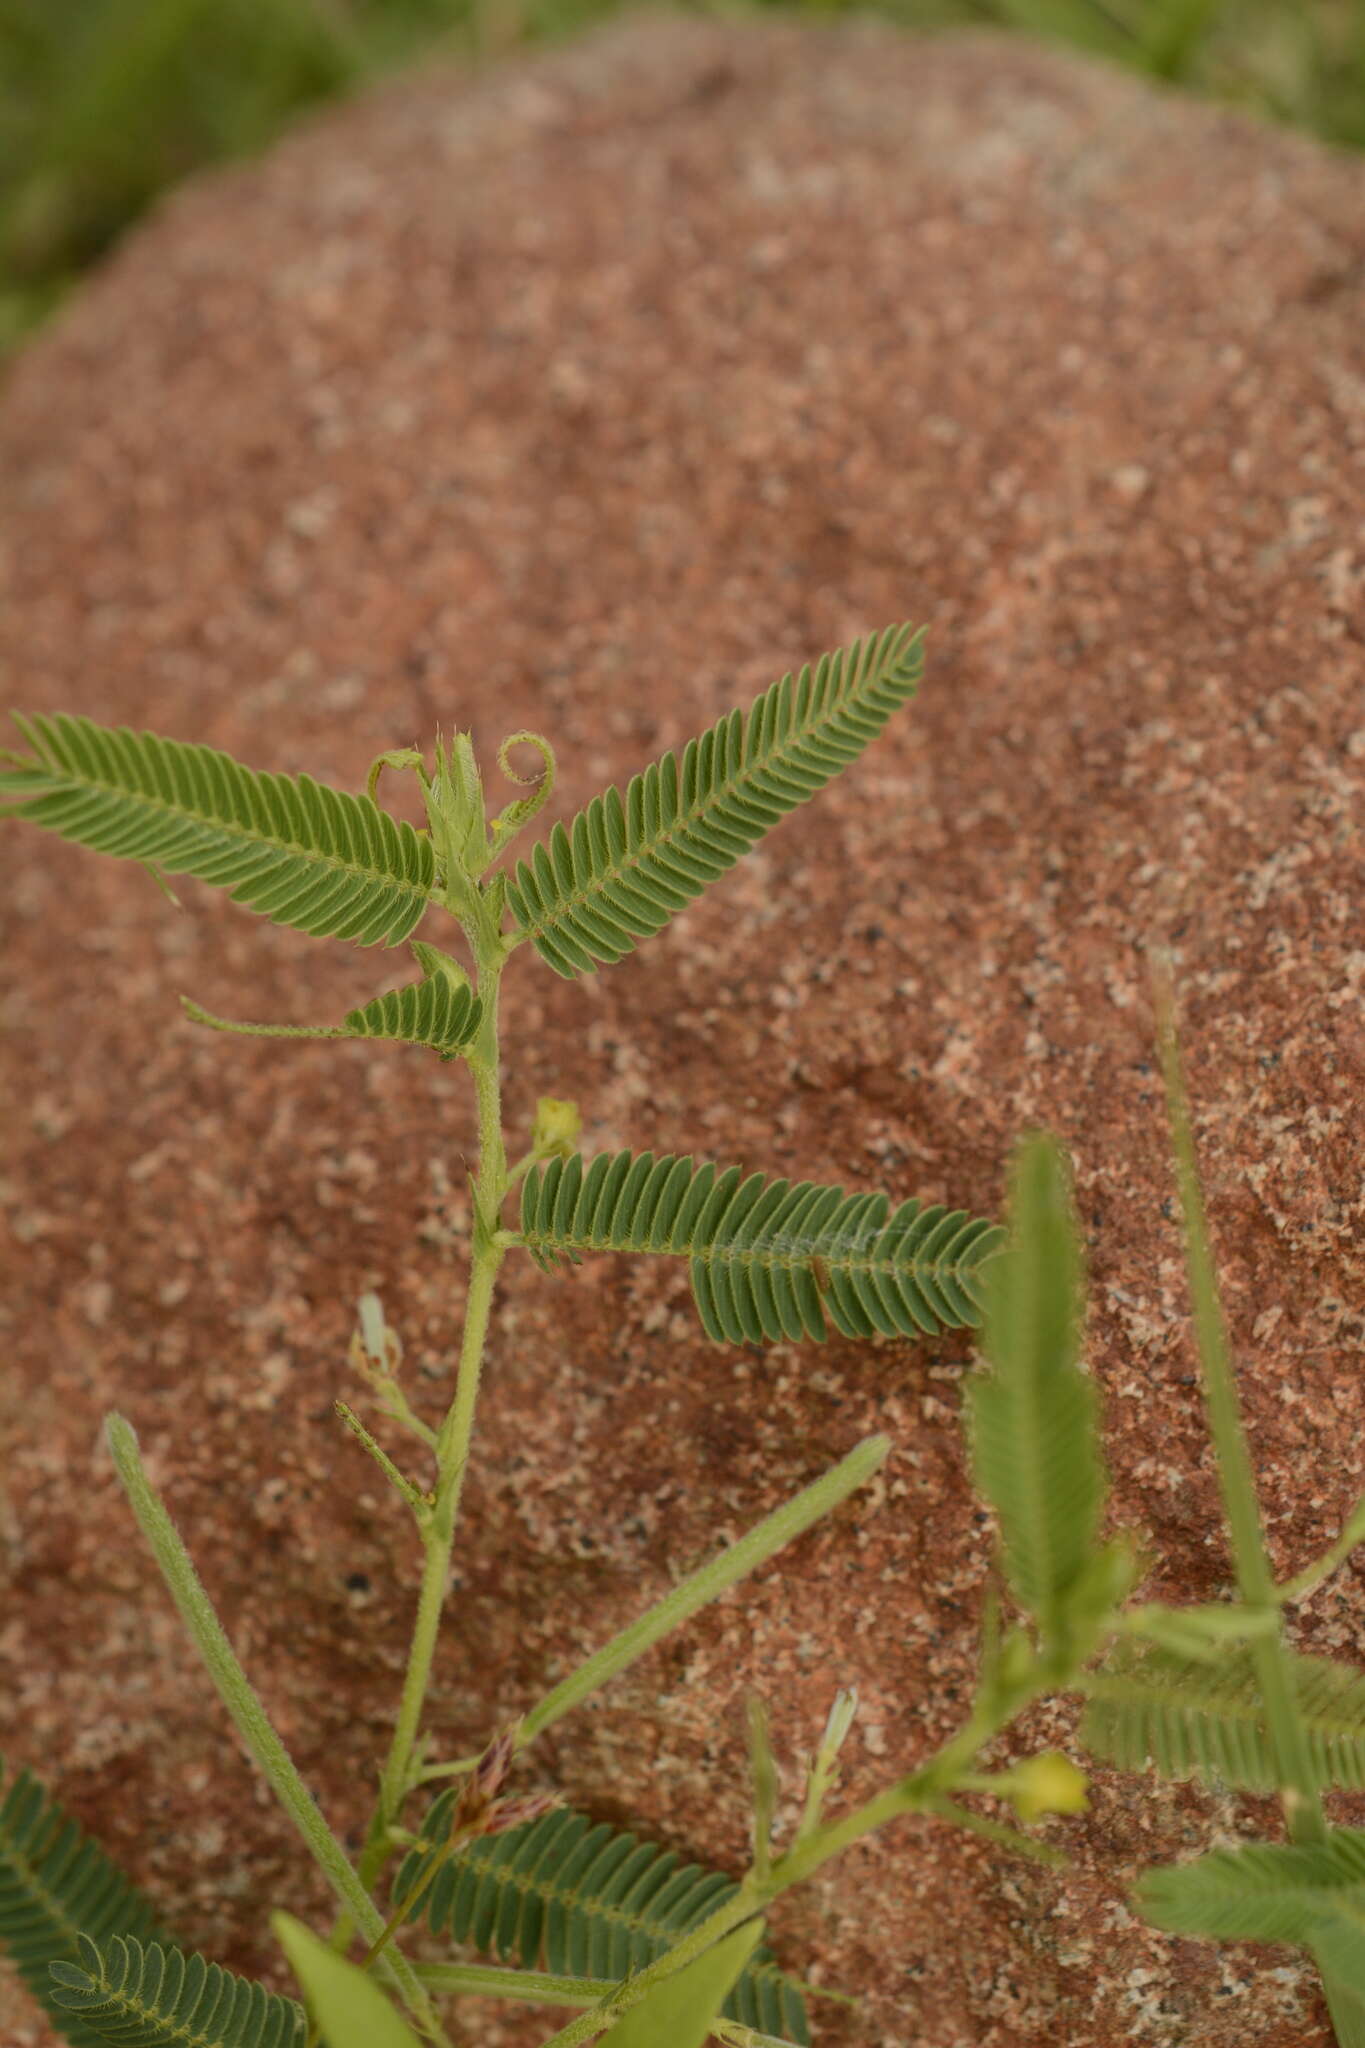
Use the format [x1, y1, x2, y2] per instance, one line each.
[1, 19, 1362, 2046]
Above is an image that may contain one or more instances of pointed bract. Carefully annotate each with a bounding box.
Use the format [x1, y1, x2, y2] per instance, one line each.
[965, 1136, 1107, 1651]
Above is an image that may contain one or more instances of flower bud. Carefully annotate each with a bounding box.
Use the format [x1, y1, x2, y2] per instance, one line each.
[533, 1096, 582, 1160]
[1003, 1751, 1089, 1823]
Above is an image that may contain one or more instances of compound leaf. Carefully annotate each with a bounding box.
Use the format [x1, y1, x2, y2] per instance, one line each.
[0, 1760, 165, 2048]
[1136, 1827, 1365, 1952]
[0, 714, 435, 947]
[965, 1135, 1105, 1645]
[1083, 1641, 1365, 1793]
[506, 625, 924, 978]
[183, 942, 482, 1060]
[519, 1149, 1002, 1344]
[48, 1935, 302, 2048]
[393, 1802, 808, 2044]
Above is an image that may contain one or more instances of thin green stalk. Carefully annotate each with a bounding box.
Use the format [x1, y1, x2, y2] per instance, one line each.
[414, 1962, 611, 2006]
[358, 907, 511, 1908]
[520, 1434, 891, 1747]
[105, 1415, 434, 2028]
[922, 1794, 1067, 1868]
[1152, 962, 1326, 1845]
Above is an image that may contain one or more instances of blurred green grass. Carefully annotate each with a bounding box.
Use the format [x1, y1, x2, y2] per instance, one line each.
[2, 0, 1363, 351]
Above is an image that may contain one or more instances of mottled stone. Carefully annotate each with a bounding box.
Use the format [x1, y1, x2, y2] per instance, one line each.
[1, 19, 1362, 2046]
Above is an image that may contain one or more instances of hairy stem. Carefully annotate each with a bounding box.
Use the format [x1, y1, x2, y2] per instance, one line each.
[358, 908, 511, 1909]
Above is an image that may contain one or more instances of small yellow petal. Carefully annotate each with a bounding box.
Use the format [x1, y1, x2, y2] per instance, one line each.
[1006, 1751, 1089, 1822]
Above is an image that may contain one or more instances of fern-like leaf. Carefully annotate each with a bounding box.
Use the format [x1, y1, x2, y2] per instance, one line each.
[0, 715, 435, 946]
[393, 1802, 809, 2044]
[48, 1934, 303, 2048]
[0, 1760, 165, 2048]
[1136, 1827, 1365, 1952]
[505, 625, 924, 978]
[183, 943, 483, 1060]
[1082, 1641, 1365, 1793]
[519, 1149, 1002, 1344]
[965, 1135, 1105, 1648]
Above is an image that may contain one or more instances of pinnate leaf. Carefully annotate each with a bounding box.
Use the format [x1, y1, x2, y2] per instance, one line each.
[506, 626, 924, 978]
[1083, 1640, 1365, 1792]
[48, 1933, 302, 2047]
[520, 1148, 1001, 1345]
[1137, 1827, 1365, 1961]
[393, 1802, 808, 2042]
[0, 713, 435, 947]
[0, 1759, 165, 2048]
[183, 942, 482, 1059]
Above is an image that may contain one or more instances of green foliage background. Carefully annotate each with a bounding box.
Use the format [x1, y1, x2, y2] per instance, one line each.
[0, 0, 1362, 354]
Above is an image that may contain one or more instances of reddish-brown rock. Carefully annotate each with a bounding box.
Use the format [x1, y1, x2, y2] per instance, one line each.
[1, 19, 1362, 2045]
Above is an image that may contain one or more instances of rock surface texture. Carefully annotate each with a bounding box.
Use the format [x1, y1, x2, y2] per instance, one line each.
[2, 18, 1363, 2046]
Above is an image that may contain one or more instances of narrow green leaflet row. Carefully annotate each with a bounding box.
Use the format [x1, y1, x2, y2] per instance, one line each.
[519, 1148, 1003, 1344]
[0, 714, 436, 947]
[0, 1760, 166, 2048]
[49, 1935, 302, 2048]
[183, 943, 483, 1061]
[1137, 1827, 1365, 1964]
[1083, 1641, 1365, 1793]
[505, 625, 925, 978]
[393, 1802, 809, 2044]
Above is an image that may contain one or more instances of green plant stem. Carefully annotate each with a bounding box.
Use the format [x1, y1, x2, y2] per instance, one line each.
[922, 1794, 1067, 1868]
[105, 1415, 434, 2028]
[1278, 1497, 1365, 1606]
[414, 1962, 612, 2006]
[356, 908, 511, 1914]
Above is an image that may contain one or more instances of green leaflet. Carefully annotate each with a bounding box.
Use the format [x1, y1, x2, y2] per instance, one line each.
[0, 713, 435, 947]
[48, 1935, 302, 2048]
[392, 1803, 809, 2044]
[1082, 1641, 1365, 1793]
[600, 1921, 763, 2048]
[965, 1136, 1105, 1650]
[274, 1914, 418, 2048]
[505, 625, 924, 978]
[182, 942, 482, 1060]
[519, 1149, 1002, 1345]
[1136, 1826, 1365, 1957]
[0, 1760, 165, 2048]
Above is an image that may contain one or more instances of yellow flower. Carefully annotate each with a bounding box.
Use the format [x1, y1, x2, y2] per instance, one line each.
[1004, 1752, 1089, 1823]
